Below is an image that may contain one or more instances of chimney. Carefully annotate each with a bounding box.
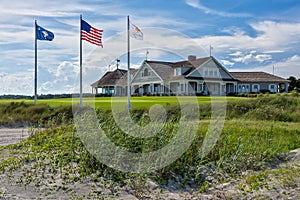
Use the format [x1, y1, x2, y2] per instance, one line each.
[188, 55, 196, 62]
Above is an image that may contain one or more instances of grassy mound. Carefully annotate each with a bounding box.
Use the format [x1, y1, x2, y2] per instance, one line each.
[0, 102, 73, 127]
[1, 109, 299, 194]
[226, 95, 300, 122]
[0, 95, 299, 197]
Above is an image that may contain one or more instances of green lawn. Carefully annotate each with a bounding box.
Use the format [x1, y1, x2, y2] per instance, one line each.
[0, 96, 251, 109]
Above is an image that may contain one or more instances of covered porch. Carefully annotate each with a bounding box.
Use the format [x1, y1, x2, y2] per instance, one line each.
[132, 83, 164, 95]
[92, 85, 127, 96]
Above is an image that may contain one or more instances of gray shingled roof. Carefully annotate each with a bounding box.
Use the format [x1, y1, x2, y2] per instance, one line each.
[117, 68, 138, 85]
[145, 57, 212, 81]
[231, 72, 289, 83]
[189, 57, 211, 68]
[91, 69, 127, 86]
[91, 68, 139, 87]
[145, 61, 175, 80]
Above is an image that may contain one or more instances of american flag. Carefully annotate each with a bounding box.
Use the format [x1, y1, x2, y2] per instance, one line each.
[81, 19, 103, 47]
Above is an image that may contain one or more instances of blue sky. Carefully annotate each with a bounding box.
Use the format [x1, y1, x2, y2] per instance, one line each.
[0, 0, 300, 95]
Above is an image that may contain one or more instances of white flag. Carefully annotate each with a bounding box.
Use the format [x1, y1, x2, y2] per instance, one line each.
[130, 22, 143, 40]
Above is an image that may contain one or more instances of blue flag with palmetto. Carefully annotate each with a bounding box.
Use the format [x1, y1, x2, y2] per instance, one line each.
[36, 24, 54, 41]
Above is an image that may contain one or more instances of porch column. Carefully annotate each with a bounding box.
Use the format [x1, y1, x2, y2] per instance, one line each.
[185, 83, 188, 95]
[150, 83, 154, 94]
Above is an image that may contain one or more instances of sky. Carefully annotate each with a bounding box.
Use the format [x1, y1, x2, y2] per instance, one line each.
[0, 0, 300, 95]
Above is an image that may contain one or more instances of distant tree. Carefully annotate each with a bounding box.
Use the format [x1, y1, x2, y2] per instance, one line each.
[297, 78, 300, 89]
[287, 76, 298, 91]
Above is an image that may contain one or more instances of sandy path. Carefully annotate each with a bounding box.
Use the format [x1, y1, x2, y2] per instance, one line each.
[0, 128, 30, 146]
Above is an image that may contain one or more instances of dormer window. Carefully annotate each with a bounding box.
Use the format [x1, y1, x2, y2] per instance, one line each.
[142, 68, 150, 77]
[174, 68, 181, 76]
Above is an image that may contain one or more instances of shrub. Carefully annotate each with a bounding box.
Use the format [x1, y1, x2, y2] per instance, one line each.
[0, 102, 73, 127]
[290, 90, 299, 97]
[227, 95, 300, 122]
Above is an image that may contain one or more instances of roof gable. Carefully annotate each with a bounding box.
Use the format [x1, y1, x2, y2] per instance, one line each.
[187, 57, 236, 80]
[131, 61, 164, 83]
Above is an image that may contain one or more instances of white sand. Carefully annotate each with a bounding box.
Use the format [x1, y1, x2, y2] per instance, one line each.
[0, 128, 30, 146]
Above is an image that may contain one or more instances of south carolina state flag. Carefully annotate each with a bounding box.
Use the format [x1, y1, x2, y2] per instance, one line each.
[36, 24, 54, 41]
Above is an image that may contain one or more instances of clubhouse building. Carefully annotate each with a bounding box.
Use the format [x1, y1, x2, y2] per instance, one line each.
[91, 56, 289, 96]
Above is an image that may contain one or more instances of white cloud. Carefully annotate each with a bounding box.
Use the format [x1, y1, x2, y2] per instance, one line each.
[0, 72, 32, 95]
[221, 27, 246, 36]
[220, 59, 235, 67]
[255, 54, 272, 63]
[185, 0, 251, 18]
[231, 52, 272, 64]
[196, 21, 300, 53]
[263, 50, 285, 54]
[229, 51, 243, 57]
[232, 53, 254, 64]
[51, 61, 79, 78]
[0, 72, 8, 79]
[230, 55, 300, 78]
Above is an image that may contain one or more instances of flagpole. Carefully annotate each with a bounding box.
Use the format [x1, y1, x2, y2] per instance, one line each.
[79, 15, 83, 107]
[127, 16, 132, 110]
[34, 20, 38, 105]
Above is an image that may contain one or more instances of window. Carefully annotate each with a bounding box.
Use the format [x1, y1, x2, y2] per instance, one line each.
[142, 68, 150, 77]
[269, 84, 277, 93]
[175, 68, 181, 76]
[252, 84, 259, 93]
[239, 84, 250, 93]
[214, 70, 218, 77]
[144, 68, 149, 76]
[198, 84, 203, 91]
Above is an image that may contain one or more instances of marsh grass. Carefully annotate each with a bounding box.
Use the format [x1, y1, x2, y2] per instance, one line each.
[0, 102, 73, 127]
[226, 95, 300, 122]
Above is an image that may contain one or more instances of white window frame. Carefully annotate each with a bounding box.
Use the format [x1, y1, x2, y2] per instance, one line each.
[252, 84, 260, 93]
[269, 84, 277, 93]
[238, 84, 250, 93]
